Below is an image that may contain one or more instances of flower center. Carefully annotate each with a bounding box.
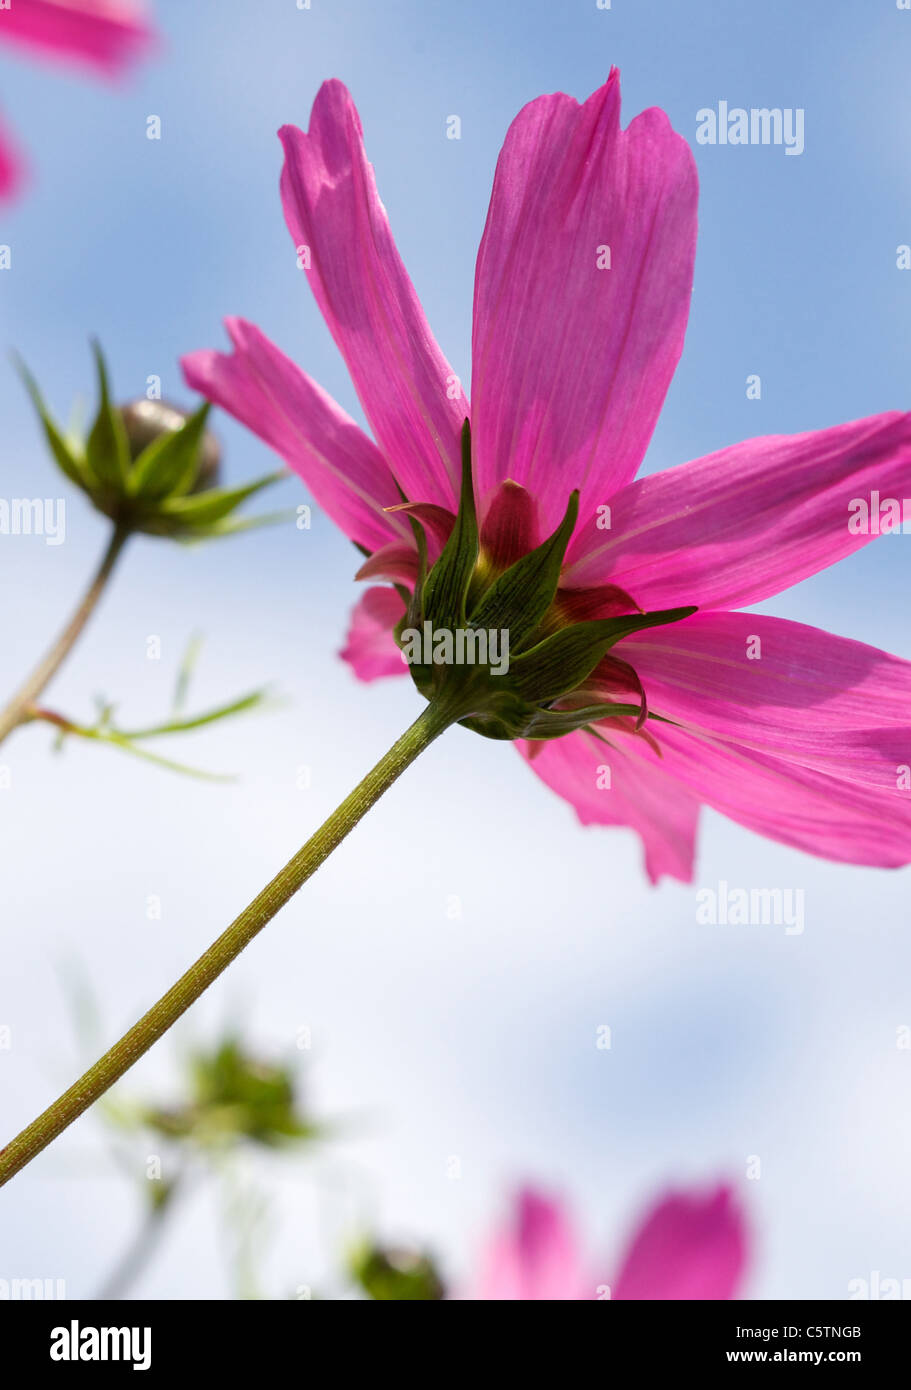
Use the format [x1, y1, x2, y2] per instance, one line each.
[388, 421, 696, 743]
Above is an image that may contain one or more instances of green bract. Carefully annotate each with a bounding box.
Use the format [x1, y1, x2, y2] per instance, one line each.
[17, 343, 285, 540]
[143, 1037, 316, 1149]
[395, 421, 696, 741]
[349, 1242, 445, 1301]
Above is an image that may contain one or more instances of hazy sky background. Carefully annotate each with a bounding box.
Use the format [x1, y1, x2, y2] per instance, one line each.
[1, 0, 910, 1298]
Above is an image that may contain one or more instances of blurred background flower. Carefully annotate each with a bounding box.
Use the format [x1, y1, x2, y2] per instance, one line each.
[468, 1184, 747, 1301]
[348, 1240, 445, 1301]
[0, 0, 155, 202]
[140, 1035, 318, 1150]
[95, 1030, 322, 1298]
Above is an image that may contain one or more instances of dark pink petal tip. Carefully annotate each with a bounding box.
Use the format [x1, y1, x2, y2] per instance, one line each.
[0, 0, 157, 78]
[612, 1184, 748, 1301]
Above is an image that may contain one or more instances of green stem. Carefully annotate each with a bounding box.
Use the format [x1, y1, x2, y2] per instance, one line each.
[0, 522, 130, 747]
[95, 1174, 185, 1301]
[0, 693, 465, 1189]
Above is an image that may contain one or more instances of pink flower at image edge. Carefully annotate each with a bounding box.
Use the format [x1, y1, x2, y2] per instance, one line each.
[470, 1185, 747, 1300]
[0, 0, 155, 202]
[183, 71, 911, 885]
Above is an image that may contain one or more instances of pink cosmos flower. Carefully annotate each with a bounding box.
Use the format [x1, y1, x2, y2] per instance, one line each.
[468, 1184, 747, 1301]
[183, 73, 911, 883]
[0, 0, 154, 200]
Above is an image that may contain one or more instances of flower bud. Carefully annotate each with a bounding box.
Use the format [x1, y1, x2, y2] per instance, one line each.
[350, 1243, 445, 1301]
[143, 1037, 316, 1149]
[118, 398, 221, 491]
[17, 343, 284, 541]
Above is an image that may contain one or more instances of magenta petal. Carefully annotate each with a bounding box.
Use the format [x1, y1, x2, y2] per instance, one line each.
[339, 587, 407, 683]
[470, 1189, 587, 1301]
[471, 68, 697, 532]
[182, 318, 407, 553]
[653, 721, 911, 867]
[566, 411, 911, 608]
[279, 81, 467, 510]
[384, 502, 456, 553]
[626, 611, 911, 776]
[524, 605, 911, 871]
[0, 0, 155, 76]
[613, 1186, 747, 1301]
[355, 542, 419, 585]
[519, 729, 700, 884]
[623, 611, 911, 865]
[0, 118, 25, 202]
[479, 479, 540, 571]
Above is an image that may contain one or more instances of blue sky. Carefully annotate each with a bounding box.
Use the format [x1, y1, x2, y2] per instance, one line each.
[1, 0, 910, 1298]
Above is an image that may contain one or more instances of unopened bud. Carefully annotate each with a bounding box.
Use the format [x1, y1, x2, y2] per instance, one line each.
[119, 398, 221, 491]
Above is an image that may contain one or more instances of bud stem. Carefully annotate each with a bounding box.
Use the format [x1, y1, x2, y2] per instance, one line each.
[0, 522, 131, 747]
[0, 691, 468, 1188]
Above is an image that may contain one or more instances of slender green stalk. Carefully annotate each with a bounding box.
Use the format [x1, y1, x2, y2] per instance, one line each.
[0, 522, 130, 746]
[0, 693, 466, 1189]
[95, 1174, 186, 1301]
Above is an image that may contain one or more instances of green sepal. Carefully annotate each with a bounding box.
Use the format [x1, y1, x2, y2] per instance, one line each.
[522, 702, 644, 738]
[421, 420, 478, 629]
[510, 606, 698, 703]
[152, 470, 285, 530]
[127, 401, 212, 500]
[399, 510, 429, 634]
[85, 341, 131, 490]
[15, 345, 286, 544]
[350, 1242, 444, 1301]
[143, 1036, 317, 1148]
[170, 508, 296, 541]
[468, 488, 579, 651]
[14, 355, 92, 490]
[459, 696, 643, 742]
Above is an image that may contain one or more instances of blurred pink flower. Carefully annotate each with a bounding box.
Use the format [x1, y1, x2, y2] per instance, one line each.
[0, 112, 23, 198]
[184, 74, 911, 883]
[0, 0, 154, 200]
[469, 1184, 747, 1301]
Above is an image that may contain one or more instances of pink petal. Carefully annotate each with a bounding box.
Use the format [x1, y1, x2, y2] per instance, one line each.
[660, 720, 911, 867]
[0, 0, 155, 77]
[566, 411, 911, 609]
[626, 611, 911, 782]
[279, 81, 467, 510]
[620, 612, 911, 865]
[339, 587, 407, 683]
[613, 1186, 747, 1301]
[519, 729, 700, 884]
[554, 583, 644, 623]
[522, 610, 911, 869]
[0, 118, 26, 202]
[384, 501, 456, 552]
[471, 68, 697, 532]
[182, 318, 406, 553]
[585, 656, 649, 729]
[355, 542, 420, 585]
[470, 1189, 587, 1301]
[479, 479, 540, 572]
